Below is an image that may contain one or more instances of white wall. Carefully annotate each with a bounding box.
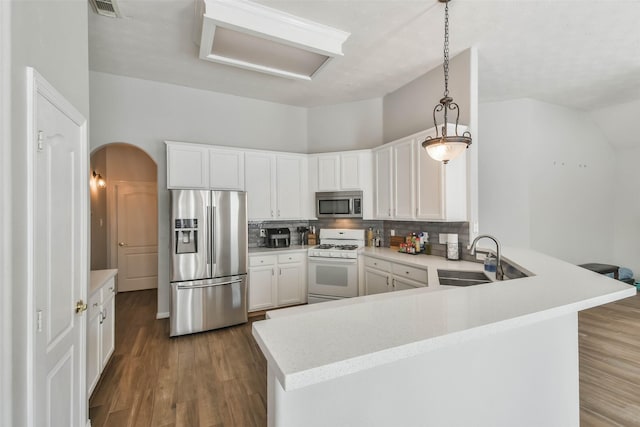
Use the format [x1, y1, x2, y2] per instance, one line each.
[9, 0, 90, 424]
[479, 98, 616, 265]
[383, 50, 472, 143]
[612, 147, 640, 278]
[0, 2, 11, 425]
[89, 71, 308, 317]
[307, 98, 383, 152]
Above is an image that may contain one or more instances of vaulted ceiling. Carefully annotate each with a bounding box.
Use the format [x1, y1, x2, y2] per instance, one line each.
[89, 0, 640, 113]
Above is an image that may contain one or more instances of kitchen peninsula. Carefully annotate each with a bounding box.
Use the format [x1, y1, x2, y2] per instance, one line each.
[252, 247, 635, 427]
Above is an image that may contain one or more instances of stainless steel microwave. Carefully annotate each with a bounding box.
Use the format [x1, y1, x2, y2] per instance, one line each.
[316, 191, 363, 218]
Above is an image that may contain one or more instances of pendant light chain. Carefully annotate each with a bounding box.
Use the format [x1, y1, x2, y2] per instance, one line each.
[422, 0, 472, 165]
[443, 0, 450, 98]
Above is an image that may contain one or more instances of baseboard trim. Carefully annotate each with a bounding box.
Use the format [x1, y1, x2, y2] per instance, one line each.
[156, 312, 169, 319]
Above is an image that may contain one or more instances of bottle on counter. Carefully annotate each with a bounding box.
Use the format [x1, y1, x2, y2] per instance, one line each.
[484, 254, 497, 280]
[375, 229, 382, 247]
[367, 227, 374, 247]
[446, 234, 460, 260]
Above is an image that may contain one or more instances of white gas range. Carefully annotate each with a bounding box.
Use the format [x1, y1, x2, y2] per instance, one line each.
[307, 229, 365, 304]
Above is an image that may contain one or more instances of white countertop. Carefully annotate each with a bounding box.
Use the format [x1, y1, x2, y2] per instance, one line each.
[90, 269, 118, 295]
[252, 247, 636, 391]
[249, 245, 310, 254]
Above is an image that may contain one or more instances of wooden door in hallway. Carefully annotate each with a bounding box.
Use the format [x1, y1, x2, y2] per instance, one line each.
[114, 181, 157, 292]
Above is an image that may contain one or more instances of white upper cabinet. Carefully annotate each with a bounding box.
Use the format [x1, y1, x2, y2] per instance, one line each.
[309, 150, 373, 219]
[166, 142, 209, 189]
[317, 155, 340, 191]
[209, 148, 244, 190]
[373, 146, 393, 219]
[276, 155, 305, 219]
[245, 151, 307, 220]
[373, 125, 468, 221]
[245, 152, 276, 219]
[392, 139, 414, 219]
[166, 141, 245, 190]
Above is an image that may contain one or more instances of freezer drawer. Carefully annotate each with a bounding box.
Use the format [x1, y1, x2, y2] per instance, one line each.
[170, 275, 247, 337]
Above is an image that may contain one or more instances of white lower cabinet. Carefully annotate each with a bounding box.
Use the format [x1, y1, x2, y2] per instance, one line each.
[249, 251, 307, 311]
[364, 267, 390, 295]
[363, 256, 427, 295]
[87, 276, 116, 397]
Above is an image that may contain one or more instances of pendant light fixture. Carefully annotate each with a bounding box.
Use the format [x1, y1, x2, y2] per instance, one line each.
[422, 0, 471, 165]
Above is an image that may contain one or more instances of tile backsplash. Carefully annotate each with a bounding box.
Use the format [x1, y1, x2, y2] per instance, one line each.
[249, 219, 473, 260]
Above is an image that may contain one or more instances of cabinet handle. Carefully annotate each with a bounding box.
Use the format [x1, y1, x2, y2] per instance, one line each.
[99, 310, 104, 325]
[271, 210, 274, 217]
[272, 268, 274, 276]
[102, 308, 108, 321]
[386, 277, 389, 286]
[388, 209, 391, 216]
[406, 271, 410, 275]
[392, 278, 396, 289]
[278, 210, 281, 217]
[279, 268, 282, 275]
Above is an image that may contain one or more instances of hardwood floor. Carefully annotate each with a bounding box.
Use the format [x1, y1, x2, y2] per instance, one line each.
[89, 290, 267, 427]
[579, 292, 640, 426]
[91, 289, 640, 426]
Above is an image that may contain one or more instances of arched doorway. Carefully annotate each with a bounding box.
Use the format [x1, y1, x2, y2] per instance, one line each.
[90, 143, 158, 292]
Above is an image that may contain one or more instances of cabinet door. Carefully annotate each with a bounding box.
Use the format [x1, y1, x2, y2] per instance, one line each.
[166, 143, 209, 189]
[100, 289, 115, 369]
[249, 265, 277, 311]
[86, 311, 101, 396]
[245, 152, 275, 220]
[317, 155, 340, 191]
[276, 155, 304, 219]
[277, 263, 304, 306]
[374, 147, 393, 219]
[364, 268, 390, 295]
[393, 139, 414, 219]
[340, 153, 361, 190]
[209, 148, 244, 190]
[393, 276, 426, 292]
[415, 140, 445, 220]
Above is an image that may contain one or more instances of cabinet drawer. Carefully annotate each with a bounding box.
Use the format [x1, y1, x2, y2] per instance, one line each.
[392, 263, 428, 284]
[364, 257, 391, 272]
[277, 252, 305, 264]
[88, 290, 102, 319]
[250, 255, 277, 267]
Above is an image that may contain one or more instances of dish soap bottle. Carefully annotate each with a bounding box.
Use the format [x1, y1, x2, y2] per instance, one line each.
[484, 254, 497, 280]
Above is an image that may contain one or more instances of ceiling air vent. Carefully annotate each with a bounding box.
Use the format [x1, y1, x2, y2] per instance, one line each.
[89, 0, 123, 18]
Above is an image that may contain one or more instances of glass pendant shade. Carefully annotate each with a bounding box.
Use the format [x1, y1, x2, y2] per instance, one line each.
[423, 137, 469, 164]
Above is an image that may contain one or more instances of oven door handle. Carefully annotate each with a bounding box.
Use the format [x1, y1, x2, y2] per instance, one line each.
[308, 257, 358, 264]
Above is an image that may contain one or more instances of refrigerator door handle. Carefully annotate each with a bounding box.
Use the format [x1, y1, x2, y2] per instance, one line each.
[177, 279, 243, 290]
[206, 205, 213, 270]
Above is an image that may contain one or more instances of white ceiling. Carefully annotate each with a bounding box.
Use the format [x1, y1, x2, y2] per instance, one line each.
[89, 0, 640, 112]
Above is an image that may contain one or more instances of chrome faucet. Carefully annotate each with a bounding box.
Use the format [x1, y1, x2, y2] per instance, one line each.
[470, 234, 504, 280]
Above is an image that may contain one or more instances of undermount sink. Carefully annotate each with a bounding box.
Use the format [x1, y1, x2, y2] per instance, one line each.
[438, 269, 492, 287]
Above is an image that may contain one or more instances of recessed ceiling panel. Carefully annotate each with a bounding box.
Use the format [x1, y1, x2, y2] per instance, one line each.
[211, 26, 330, 78]
[199, 0, 350, 80]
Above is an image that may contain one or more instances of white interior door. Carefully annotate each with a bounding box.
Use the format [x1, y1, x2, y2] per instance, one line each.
[29, 68, 88, 427]
[114, 182, 158, 292]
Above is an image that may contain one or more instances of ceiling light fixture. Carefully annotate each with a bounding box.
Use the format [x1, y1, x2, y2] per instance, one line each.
[422, 0, 472, 165]
[197, 0, 350, 80]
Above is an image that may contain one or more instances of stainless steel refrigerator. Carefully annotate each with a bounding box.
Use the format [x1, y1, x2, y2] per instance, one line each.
[169, 190, 248, 337]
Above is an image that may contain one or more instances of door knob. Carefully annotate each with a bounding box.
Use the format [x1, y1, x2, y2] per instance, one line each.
[118, 242, 127, 247]
[75, 300, 88, 314]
